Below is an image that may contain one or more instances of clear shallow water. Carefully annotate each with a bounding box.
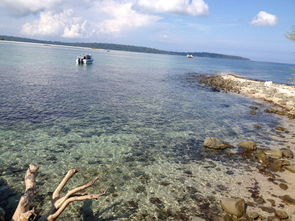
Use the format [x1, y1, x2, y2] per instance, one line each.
[0, 41, 295, 220]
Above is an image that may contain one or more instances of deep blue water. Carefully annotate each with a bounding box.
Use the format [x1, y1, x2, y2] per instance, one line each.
[0, 41, 294, 220]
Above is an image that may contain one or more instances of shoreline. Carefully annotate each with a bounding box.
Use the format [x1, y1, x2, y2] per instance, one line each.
[196, 73, 295, 119]
[0, 39, 95, 51]
[196, 73, 295, 220]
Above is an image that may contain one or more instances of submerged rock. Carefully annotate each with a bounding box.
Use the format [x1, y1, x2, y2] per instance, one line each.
[264, 149, 282, 159]
[220, 198, 246, 218]
[256, 150, 268, 164]
[0, 207, 5, 221]
[281, 148, 294, 159]
[275, 126, 286, 132]
[203, 137, 229, 150]
[269, 160, 285, 172]
[239, 141, 257, 151]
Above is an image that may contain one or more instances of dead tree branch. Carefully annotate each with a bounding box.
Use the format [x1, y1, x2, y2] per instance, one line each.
[12, 164, 39, 221]
[12, 165, 105, 221]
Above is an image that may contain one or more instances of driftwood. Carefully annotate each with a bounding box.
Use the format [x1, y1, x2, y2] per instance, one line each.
[12, 164, 105, 221]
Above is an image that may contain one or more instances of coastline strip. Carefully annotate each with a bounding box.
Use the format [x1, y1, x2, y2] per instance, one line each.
[196, 73, 295, 118]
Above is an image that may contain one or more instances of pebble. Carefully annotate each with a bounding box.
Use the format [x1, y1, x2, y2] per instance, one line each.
[274, 210, 288, 219]
[284, 165, 295, 173]
[247, 211, 259, 219]
[279, 183, 288, 190]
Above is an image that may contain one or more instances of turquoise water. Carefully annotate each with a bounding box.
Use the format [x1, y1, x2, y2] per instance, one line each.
[0, 41, 295, 220]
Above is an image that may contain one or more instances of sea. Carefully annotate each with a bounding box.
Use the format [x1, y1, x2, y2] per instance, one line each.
[0, 41, 294, 220]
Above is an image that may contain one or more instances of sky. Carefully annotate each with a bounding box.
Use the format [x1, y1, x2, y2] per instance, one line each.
[0, 0, 294, 63]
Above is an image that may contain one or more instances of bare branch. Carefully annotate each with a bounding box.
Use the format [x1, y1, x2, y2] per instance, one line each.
[55, 176, 99, 208]
[12, 164, 39, 221]
[12, 165, 103, 221]
[39, 172, 103, 221]
[52, 169, 78, 200]
[46, 193, 104, 221]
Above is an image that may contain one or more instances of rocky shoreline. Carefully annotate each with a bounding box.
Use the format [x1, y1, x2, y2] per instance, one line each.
[203, 136, 295, 220]
[196, 74, 295, 119]
[197, 73, 295, 220]
[1, 73, 295, 221]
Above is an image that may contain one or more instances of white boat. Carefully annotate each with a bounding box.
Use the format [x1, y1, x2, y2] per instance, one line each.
[186, 54, 194, 58]
[76, 55, 93, 64]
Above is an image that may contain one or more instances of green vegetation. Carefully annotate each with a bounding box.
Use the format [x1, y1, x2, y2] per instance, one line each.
[286, 27, 295, 84]
[0, 35, 250, 60]
[286, 26, 295, 41]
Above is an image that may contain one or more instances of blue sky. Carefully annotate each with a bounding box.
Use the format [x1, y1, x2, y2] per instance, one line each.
[0, 0, 294, 63]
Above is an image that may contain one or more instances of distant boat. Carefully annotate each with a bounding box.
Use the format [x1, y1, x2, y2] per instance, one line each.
[76, 55, 93, 64]
[186, 54, 194, 58]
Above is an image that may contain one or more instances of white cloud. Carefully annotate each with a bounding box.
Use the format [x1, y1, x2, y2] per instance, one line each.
[137, 0, 209, 16]
[22, 9, 87, 38]
[250, 11, 278, 26]
[20, 1, 159, 38]
[92, 1, 160, 34]
[0, 0, 61, 15]
[63, 21, 87, 38]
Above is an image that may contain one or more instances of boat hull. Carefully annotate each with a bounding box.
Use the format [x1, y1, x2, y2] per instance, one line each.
[76, 58, 93, 64]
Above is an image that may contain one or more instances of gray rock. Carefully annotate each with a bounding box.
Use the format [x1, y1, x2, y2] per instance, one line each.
[220, 198, 246, 218]
[238, 141, 257, 150]
[203, 137, 229, 150]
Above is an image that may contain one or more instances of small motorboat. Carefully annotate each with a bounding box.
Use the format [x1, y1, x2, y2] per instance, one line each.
[186, 54, 194, 58]
[76, 55, 93, 64]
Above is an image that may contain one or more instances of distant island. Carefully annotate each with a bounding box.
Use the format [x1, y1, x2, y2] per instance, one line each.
[0, 35, 250, 60]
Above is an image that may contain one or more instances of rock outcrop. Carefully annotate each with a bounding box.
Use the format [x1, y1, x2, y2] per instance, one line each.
[197, 74, 295, 118]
